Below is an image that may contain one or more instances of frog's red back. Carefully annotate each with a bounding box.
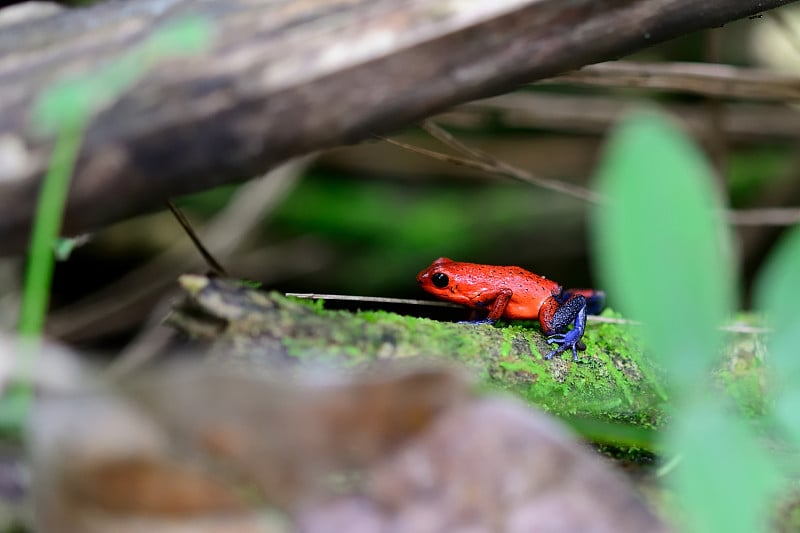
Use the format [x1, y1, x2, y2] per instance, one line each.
[416, 257, 561, 319]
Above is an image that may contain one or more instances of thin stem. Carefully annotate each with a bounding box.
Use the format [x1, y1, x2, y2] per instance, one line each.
[19, 123, 84, 337]
[165, 199, 229, 277]
[3, 122, 85, 430]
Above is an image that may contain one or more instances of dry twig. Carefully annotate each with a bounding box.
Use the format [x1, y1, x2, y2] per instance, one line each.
[453, 93, 800, 141]
[380, 135, 601, 204]
[386, 123, 800, 227]
[420, 121, 602, 203]
[541, 61, 800, 101]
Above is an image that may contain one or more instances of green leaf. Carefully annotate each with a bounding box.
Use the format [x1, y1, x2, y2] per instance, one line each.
[774, 388, 800, 446]
[754, 223, 800, 382]
[32, 79, 98, 132]
[667, 401, 782, 533]
[15, 15, 214, 434]
[592, 110, 734, 389]
[753, 224, 800, 446]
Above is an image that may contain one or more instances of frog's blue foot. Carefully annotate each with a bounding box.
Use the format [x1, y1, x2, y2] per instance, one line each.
[544, 306, 587, 361]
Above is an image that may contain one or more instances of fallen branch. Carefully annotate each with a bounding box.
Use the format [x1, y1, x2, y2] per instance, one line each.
[540, 61, 800, 101]
[0, 0, 794, 255]
[452, 92, 800, 141]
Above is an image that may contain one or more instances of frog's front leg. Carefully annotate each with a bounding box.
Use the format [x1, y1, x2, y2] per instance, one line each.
[538, 293, 587, 361]
[460, 288, 513, 325]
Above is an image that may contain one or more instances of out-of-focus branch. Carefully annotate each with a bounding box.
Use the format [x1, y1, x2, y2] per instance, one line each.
[0, 0, 794, 255]
[726, 208, 800, 226]
[449, 93, 800, 142]
[386, 123, 800, 227]
[419, 120, 601, 203]
[380, 133, 601, 204]
[541, 61, 800, 101]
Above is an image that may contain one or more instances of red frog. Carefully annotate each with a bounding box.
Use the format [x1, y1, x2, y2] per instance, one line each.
[417, 257, 605, 361]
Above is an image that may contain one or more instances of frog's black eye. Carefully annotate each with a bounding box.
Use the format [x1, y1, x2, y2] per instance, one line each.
[431, 272, 449, 288]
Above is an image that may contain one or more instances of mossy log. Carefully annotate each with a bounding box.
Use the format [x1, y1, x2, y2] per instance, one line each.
[167, 276, 667, 425]
[167, 276, 767, 439]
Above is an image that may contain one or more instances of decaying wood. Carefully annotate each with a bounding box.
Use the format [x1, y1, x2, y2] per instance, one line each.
[0, 0, 794, 255]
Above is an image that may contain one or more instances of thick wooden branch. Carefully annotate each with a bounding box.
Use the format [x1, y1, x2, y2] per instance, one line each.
[0, 0, 794, 255]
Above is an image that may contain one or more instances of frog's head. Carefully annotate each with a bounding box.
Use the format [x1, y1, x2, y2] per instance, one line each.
[416, 257, 476, 306]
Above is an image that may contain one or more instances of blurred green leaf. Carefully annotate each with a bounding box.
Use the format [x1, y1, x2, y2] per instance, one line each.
[668, 401, 781, 533]
[593, 109, 783, 533]
[754, 224, 800, 382]
[13, 15, 215, 434]
[753, 224, 800, 446]
[32, 79, 98, 132]
[774, 389, 800, 446]
[592, 110, 734, 389]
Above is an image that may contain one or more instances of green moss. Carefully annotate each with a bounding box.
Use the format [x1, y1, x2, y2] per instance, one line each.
[499, 329, 514, 358]
[175, 281, 762, 447]
[285, 295, 322, 311]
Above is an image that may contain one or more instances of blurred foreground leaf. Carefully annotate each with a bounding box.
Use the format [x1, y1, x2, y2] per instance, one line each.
[754, 224, 800, 445]
[592, 109, 779, 533]
[667, 401, 781, 533]
[593, 109, 734, 390]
